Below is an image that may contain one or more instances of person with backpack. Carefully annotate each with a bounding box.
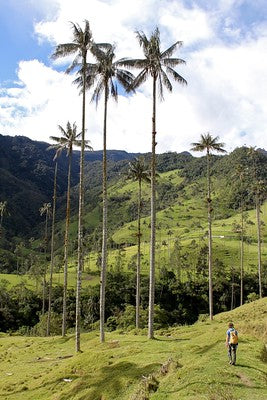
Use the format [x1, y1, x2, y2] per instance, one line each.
[225, 322, 238, 365]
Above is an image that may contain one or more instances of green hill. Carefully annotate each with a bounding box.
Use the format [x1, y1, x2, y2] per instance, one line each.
[0, 298, 266, 400]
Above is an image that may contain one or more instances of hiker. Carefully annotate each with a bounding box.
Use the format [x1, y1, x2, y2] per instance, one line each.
[225, 322, 238, 365]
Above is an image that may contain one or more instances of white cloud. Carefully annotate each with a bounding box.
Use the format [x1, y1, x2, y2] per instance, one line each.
[1, 0, 267, 154]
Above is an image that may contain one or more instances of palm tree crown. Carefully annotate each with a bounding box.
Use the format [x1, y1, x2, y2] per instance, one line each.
[126, 157, 151, 184]
[74, 43, 135, 103]
[191, 133, 226, 156]
[39, 203, 52, 218]
[121, 27, 187, 97]
[49, 122, 92, 155]
[51, 20, 93, 74]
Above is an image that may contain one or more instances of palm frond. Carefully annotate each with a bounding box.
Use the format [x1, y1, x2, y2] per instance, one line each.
[156, 74, 162, 100]
[116, 69, 135, 92]
[166, 67, 187, 85]
[91, 79, 105, 105]
[129, 69, 149, 91]
[135, 30, 149, 50]
[70, 22, 81, 41]
[162, 57, 186, 68]
[161, 69, 173, 93]
[117, 58, 147, 70]
[161, 41, 183, 58]
[51, 43, 79, 60]
[66, 54, 81, 74]
[110, 79, 118, 101]
[84, 139, 93, 150]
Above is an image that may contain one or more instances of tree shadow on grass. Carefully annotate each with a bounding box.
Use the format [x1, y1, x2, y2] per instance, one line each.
[193, 340, 221, 354]
[57, 361, 160, 400]
[163, 379, 266, 395]
[153, 337, 190, 342]
[235, 363, 267, 376]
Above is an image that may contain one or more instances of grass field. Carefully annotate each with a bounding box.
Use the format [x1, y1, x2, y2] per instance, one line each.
[0, 298, 266, 400]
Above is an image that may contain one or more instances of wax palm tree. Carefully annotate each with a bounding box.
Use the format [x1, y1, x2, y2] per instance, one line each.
[51, 19, 94, 351]
[126, 157, 150, 328]
[49, 122, 92, 336]
[121, 27, 187, 338]
[191, 133, 226, 320]
[248, 147, 266, 298]
[46, 149, 60, 336]
[0, 201, 8, 237]
[233, 164, 246, 306]
[39, 202, 52, 315]
[75, 43, 134, 342]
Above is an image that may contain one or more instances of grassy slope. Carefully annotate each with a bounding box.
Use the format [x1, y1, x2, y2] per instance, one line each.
[0, 298, 266, 400]
[1, 168, 266, 287]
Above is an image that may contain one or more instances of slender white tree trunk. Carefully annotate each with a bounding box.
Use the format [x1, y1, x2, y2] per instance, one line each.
[76, 53, 87, 352]
[100, 83, 108, 343]
[42, 212, 49, 316]
[136, 178, 142, 329]
[47, 161, 58, 336]
[62, 152, 72, 336]
[240, 202, 244, 306]
[256, 195, 262, 298]
[148, 76, 157, 339]
[207, 151, 213, 320]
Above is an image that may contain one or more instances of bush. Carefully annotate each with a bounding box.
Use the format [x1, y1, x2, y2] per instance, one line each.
[246, 292, 259, 303]
[30, 312, 62, 336]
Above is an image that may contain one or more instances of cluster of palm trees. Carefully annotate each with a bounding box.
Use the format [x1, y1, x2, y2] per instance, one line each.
[38, 20, 264, 350]
[47, 20, 187, 350]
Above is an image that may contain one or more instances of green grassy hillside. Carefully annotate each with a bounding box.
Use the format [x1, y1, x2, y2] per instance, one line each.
[0, 298, 266, 400]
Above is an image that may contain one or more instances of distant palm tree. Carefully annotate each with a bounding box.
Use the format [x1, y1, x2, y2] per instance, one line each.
[126, 157, 150, 328]
[49, 122, 92, 336]
[248, 147, 265, 299]
[0, 201, 8, 237]
[191, 133, 226, 320]
[233, 164, 246, 306]
[39, 202, 52, 315]
[51, 19, 94, 352]
[75, 43, 134, 342]
[46, 155, 59, 336]
[121, 27, 187, 338]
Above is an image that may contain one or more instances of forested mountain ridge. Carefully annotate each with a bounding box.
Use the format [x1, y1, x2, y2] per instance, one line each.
[0, 134, 266, 283]
[0, 134, 139, 236]
[0, 134, 193, 239]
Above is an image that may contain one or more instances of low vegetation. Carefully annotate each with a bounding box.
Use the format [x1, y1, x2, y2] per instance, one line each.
[0, 298, 266, 399]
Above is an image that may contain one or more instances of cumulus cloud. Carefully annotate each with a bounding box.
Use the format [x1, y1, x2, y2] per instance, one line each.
[0, 0, 267, 153]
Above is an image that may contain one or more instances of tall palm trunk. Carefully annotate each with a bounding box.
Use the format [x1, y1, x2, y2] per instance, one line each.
[256, 193, 262, 298]
[240, 201, 244, 306]
[100, 82, 108, 343]
[136, 178, 142, 329]
[47, 161, 58, 336]
[230, 265, 234, 310]
[62, 151, 72, 336]
[207, 150, 213, 320]
[0, 214, 3, 237]
[42, 212, 49, 316]
[148, 76, 157, 339]
[76, 54, 86, 352]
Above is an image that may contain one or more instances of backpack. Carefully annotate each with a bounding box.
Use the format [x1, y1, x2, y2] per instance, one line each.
[229, 329, 238, 344]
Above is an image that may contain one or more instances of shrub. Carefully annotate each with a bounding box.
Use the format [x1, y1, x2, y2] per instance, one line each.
[30, 312, 61, 336]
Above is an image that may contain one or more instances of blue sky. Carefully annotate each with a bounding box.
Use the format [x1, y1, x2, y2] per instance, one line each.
[0, 0, 266, 153]
[0, 1, 54, 85]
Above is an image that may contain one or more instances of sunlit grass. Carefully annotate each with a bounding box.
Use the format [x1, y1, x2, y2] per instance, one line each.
[0, 298, 266, 399]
